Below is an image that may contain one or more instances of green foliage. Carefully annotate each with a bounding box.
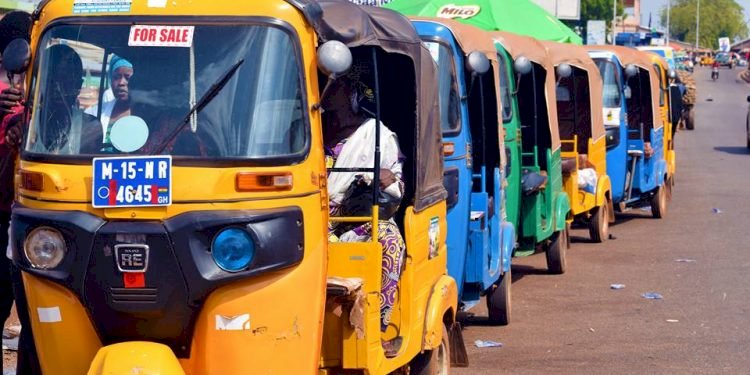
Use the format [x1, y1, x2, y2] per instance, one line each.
[662, 0, 748, 48]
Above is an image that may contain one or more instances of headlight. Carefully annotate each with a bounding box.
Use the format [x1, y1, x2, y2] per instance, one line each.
[211, 228, 255, 272]
[24, 227, 67, 269]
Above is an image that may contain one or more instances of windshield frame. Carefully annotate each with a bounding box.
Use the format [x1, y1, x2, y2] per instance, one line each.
[21, 16, 311, 167]
[421, 36, 462, 138]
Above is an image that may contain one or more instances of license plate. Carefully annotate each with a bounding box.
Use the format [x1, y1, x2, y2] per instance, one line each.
[114, 244, 149, 273]
[92, 156, 172, 208]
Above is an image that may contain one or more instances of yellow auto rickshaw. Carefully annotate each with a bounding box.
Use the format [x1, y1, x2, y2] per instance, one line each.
[6, 0, 459, 374]
[542, 41, 613, 242]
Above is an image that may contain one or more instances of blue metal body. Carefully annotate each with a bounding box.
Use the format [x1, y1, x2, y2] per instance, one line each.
[413, 20, 515, 309]
[591, 52, 667, 208]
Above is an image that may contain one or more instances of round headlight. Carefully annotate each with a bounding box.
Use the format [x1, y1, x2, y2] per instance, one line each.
[24, 227, 67, 269]
[211, 228, 255, 272]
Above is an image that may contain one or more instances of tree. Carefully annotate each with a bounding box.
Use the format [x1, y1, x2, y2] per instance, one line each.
[662, 0, 748, 48]
[564, 0, 625, 42]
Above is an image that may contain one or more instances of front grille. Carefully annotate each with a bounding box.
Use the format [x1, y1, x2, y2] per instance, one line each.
[110, 288, 158, 304]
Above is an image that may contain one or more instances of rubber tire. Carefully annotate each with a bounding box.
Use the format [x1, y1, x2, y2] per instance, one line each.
[410, 325, 451, 375]
[486, 272, 511, 326]
[685, 107, 695, 130]
[546, 227, 568, 275]
[588, 200, 609, 243]
[651, 183, 668, 219]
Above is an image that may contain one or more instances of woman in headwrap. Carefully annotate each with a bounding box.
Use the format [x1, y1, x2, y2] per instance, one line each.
[322, 60, 406, 356]
[85, 54, 133, 152]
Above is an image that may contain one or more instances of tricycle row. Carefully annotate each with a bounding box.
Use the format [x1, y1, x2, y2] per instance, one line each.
[3, 1, 685, 374]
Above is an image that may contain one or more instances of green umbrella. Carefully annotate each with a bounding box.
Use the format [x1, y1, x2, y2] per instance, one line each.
[384, 0, 582, 44]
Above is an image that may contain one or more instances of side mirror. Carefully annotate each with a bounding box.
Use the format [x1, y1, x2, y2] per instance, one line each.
[625, 64, 638, 78]
[556, 63, 573, 79]
[746, 95, 750, 103]
[317, 40, 352, 78]
[467, 51, 490, 75]
[624, 86, 632, 99]
[513, 56, 532, 75]
[3, 38, 30, 75]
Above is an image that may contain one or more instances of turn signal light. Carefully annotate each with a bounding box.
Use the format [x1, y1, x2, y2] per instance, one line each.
[20, 170, 43, 192]
[236, 172, 293, 192]
[443, 142, 455, 156]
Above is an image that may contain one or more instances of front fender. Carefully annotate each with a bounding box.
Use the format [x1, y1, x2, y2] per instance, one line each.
[656, 160, 668, 186]
[595, 175, 612, 207]
[554, 192, 571, 232]
[422, 275, 458, 350]
[500, 222, 515, 274]
[88, 342, 185, 375]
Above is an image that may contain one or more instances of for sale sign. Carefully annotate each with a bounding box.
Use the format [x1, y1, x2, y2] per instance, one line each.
[128, 25, 195, 47]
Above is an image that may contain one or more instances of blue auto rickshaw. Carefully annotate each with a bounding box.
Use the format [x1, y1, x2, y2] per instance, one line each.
[411, 18, 516, 325]
[586, 46, 669, 218]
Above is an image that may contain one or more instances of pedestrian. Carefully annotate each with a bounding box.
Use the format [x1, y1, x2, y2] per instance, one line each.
[0, 10, 36, 375]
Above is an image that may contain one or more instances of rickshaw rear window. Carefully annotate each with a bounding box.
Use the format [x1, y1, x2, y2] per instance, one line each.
[424, 41, 460, 134]
[25, 23, 307, 162]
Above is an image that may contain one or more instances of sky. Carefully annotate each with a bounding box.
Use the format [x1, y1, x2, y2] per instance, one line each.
[640, 0, 750, 30]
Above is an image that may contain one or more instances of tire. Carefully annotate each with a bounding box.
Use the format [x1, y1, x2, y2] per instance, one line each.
[588, 200, 609, 243]
[410, 325, 450, 375]
[545, 227, 568, 275]
[651, 183, 668, 219]
[486, 272, 511, 326]
[685, 107, 695, 130]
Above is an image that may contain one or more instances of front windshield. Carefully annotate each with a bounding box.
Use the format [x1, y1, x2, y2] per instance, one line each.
[424, 41, 460, 134]
[594, 59, 622, 108]
[26, 22, 306, 162]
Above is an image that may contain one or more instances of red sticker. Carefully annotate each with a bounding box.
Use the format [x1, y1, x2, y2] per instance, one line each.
[129, 25, 194, 47]
[123, 272, 146, 288]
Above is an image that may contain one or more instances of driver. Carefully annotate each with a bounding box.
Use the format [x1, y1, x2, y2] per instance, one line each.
[84, 54, 133, 152]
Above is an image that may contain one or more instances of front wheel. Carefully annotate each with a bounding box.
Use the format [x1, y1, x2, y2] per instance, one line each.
[486, 272, 511, 326]
[410, 325, 450, 375]
[588, 200, 609, 243]
[545, 227, 568, 275]
[651, 183, 668, 219]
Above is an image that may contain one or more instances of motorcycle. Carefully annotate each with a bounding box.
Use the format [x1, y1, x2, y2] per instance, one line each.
[712, 66, 719, 81]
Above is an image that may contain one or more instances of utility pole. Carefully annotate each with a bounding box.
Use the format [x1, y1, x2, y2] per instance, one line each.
[695, 0, 700, 48]
[612, 0, 617, 45]
[667, 0, 671, 45]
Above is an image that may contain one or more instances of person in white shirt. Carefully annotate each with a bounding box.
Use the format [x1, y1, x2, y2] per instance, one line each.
[85, 54, 133, 152]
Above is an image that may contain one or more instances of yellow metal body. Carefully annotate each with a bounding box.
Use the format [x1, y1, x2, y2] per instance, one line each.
[320, 203, 455, 374]
[21, 1, 327, 374]
[20, 1, 454, 374]
[649, 57, 676, 178]
[560, 135, 611, 219]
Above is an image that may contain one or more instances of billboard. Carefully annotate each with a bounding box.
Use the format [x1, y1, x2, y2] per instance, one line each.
[719, 37, 731, 53]
[532, 0, 581, 20]
[586, 20, 606, 45]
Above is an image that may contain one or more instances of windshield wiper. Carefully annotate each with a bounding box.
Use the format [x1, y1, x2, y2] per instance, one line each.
[151, 58, 245, 155]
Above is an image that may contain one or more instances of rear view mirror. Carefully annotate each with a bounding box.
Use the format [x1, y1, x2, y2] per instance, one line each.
[746, 95, 750, 103]
[467, 51, 490, 75]
[3, 38, 30, 75]
[513, 56, 532, 75]
[556, 63, 572, 79]
[625, 64, 638, 78]
[317, 40, 352, 78]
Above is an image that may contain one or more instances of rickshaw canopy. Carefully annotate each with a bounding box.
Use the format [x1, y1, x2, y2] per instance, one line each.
[541, 41, 605, 142]
[290, 0, 447, 211]
[492, 31, 561, 151]
[586, 45, 663, 130]
[383, 0, 582, 44]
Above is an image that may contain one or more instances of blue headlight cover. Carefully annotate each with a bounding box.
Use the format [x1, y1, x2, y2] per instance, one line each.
[212, 228, 255, 272]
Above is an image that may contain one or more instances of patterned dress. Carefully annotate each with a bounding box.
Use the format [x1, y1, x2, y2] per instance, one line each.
[326, 140, 406, 332]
